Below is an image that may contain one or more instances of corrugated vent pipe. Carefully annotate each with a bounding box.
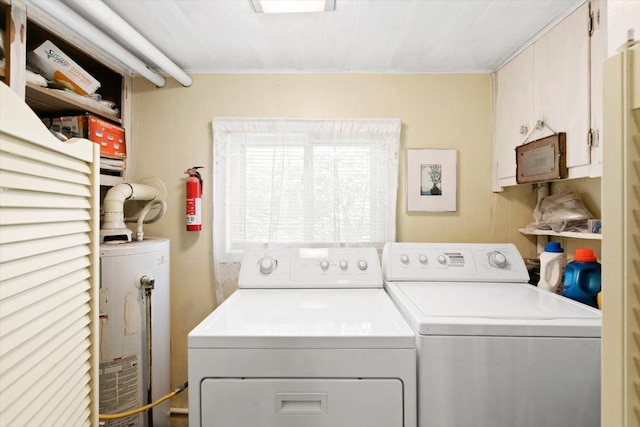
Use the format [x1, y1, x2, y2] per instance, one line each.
[101, 182, 166, 243]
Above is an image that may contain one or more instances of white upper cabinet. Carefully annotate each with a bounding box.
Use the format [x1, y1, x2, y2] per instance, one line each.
[493, 2, 592, 190]
[602, 0, 640, 55]
[533, 3, 591, 175]
[589, 0, 640, 178]
[494, 48, 534, 186]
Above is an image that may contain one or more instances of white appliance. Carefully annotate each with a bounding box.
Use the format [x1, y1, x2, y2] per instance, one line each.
[99, 238, 171, 427]
[382, 242, 601, 427]
[189, 247, 417, 427]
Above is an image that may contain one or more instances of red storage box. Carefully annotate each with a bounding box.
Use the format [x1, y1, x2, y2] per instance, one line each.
[44, 114, 126, 159]
[88, 115, 126, 159]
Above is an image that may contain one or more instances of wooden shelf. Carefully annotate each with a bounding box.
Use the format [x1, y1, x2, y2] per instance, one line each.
[3, 3, 129, 187]
[519, 228, 602, 240]
[25, 83, 122, 124]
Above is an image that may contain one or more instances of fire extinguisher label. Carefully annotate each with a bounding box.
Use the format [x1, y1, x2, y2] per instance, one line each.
[186, 198, 202, 225]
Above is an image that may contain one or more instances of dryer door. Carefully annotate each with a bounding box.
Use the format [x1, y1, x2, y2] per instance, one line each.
[200, 378, 404, 426]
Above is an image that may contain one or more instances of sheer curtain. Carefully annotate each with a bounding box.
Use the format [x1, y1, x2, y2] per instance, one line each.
[212, 117, 401, 302]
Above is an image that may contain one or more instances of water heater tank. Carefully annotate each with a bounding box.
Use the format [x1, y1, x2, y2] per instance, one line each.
[99, 238, 170, 427]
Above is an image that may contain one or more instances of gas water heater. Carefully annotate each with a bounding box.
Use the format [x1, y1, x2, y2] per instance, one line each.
[99, 238, 170, 427]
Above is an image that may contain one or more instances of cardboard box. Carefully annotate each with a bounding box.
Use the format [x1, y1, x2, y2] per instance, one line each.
[27, 40, 101, 96]
[43, 114, 126, 159]
[89, 116, 126, 159]
[45, 116, 85, 139]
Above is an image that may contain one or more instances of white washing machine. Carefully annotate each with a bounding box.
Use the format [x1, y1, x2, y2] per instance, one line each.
[382, 242, 601, 427]
[189, 247, 417, 427]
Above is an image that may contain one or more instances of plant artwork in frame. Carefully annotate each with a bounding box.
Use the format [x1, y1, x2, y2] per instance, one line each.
[407, 149, 457, 212]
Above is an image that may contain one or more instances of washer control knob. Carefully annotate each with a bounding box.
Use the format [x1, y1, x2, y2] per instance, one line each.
[418, 254, 428, 265]
[339, 260, 349, 270]
[400, 254, 410, 264]
[357, 260, 368, 271]
[437, 254, 447, 265]
[320, 260, 330, 271]
[259, 257, 277, 274]
[488, 251, 508, 269]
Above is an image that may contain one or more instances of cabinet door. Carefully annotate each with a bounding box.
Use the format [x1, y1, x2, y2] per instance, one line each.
[605, 0, 640, 57]
[0, 81, 100, 427]
[533, 2, 591, 177]
[591, 0, 640, 178]
[590, 0, 604, 178]
[494, 47, 534, 189]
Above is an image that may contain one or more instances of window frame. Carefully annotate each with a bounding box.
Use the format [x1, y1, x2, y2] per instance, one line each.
[213, 117, 401, 263]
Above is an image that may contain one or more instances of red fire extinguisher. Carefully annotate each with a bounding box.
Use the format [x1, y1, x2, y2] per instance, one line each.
[185, 167, 203, 231]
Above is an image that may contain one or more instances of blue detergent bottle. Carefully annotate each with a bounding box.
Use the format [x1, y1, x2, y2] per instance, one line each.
[562, 248, 601, 308]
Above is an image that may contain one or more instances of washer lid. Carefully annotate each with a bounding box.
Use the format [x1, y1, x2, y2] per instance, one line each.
[385, 282, 601, 337]
[189, 289, 415, 349]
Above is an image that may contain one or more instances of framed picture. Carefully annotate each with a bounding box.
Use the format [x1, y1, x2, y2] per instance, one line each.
[406, 148, 457, 212]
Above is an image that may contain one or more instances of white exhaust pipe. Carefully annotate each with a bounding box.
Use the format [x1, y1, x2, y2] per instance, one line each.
[101, 182, 165, 243]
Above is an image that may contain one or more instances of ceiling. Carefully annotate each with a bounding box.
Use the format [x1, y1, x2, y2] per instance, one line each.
[63, 0, 585, 75]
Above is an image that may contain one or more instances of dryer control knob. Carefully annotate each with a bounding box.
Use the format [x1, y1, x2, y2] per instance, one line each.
[437, 255, 447, 265]
[488, 251, 508, 269]
[400, 254, 410, 264]
[339, 260, 349, 270]
[259, 257, 277, 274]
[419, 254, 428, 265]
[357, 260, 368, 271]
[320, 260, 330, 271]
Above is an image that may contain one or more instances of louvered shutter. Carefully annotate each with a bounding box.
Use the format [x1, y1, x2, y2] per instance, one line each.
[0, 82, 99, 426]
[602, 43, 640, 427]
[623, 44, 640, 427]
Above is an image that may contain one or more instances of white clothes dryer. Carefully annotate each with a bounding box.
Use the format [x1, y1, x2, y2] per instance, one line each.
[382, 242, 601, 427]
[189, 248, 417, 427]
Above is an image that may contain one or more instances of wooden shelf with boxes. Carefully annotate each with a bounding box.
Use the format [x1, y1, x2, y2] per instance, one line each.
[2, 1, 131, 185]
[26, 83, 122, 125]
[24, 18, 124, 124]
[42, 113, 127, 185]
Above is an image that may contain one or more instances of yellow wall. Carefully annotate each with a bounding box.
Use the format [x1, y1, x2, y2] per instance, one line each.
[128, 73, 599, 418]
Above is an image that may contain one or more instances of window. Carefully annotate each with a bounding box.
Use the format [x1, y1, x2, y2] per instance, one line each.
[211, 117, 400, 299]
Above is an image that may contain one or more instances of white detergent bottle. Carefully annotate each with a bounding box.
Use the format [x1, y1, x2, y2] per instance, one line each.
[538, 241, 566, 293]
